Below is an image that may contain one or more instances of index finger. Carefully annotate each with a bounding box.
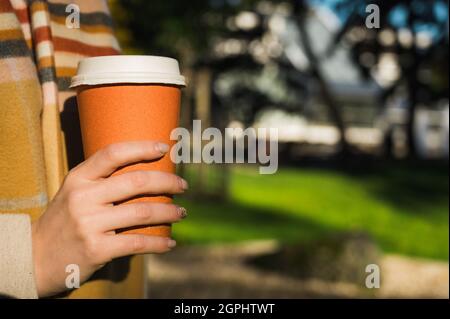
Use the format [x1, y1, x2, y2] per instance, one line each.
[76, 141, 170, 180]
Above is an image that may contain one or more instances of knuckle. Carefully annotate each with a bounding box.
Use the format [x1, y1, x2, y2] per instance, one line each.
[133, 204, 152, 222]
[63, 170, 80, 188]
[72, 215, 90, 237]
[103, 144, 122, 163]
[128, 171, 149, 189]
[83, 237, 102, 263]
[66, 189, 84, 212]
[131, 236, 147, 253]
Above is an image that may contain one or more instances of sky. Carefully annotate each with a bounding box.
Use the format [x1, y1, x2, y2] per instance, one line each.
[309, 0, 449, 41]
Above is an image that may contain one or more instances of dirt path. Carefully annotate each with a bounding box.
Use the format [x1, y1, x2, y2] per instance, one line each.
[146, 241, 449, 298]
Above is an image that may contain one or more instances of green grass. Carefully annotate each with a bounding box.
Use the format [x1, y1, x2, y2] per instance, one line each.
[173, 162, 449, 260]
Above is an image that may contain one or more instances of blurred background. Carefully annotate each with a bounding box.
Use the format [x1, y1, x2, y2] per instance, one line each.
[110, 0, 448, 298]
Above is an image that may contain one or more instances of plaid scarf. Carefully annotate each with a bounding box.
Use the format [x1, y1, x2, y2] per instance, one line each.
[0, 0, 144, 298]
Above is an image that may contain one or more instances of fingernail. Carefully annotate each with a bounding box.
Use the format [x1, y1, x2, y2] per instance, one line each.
[179, 178, 189, 190]
[178, 207, 187, 219]
[156, 143, 169, 154]
[168, 239, 177, 248]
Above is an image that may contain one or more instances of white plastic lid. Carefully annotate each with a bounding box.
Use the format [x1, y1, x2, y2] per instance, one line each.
[70, 55, 186, 88]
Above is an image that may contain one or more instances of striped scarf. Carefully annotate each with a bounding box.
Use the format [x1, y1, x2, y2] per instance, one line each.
[0, 0, 144, 298]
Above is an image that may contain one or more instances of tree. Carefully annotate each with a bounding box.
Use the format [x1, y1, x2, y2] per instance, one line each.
[110, 0, 450, 161]
[321, 0, 449, 157]
[111, 0, 358, 158]
[293, 0, 351, 155]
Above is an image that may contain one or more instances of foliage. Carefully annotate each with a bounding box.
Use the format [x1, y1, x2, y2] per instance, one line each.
[317, 0, 449, 156]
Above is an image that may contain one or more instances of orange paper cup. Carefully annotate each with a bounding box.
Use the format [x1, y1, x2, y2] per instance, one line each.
[71, 56, 185, 237]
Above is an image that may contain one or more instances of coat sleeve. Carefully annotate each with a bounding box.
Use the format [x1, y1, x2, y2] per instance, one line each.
[0, 214, 38, 299]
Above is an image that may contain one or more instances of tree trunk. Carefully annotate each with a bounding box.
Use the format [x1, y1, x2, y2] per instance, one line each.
[406, 77, 418, 158]
[405, 15, 420, 159]
[296, 13, 350, 157]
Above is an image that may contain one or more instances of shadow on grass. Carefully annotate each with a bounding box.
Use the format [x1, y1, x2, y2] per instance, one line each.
[287, 158, 449, 216]
[365, 161, 449, 216]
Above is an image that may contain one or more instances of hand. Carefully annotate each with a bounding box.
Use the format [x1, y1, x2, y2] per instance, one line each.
[31, 141, 188, 297]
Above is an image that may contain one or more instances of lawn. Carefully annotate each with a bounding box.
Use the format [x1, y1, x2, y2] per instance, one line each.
[173, 162, 449, 260]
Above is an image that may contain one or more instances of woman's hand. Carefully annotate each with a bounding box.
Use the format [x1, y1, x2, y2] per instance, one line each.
[31, 141, 188, 297]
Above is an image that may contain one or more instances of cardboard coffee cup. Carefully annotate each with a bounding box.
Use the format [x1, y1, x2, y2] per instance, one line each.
[71, 55, 185, 237]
